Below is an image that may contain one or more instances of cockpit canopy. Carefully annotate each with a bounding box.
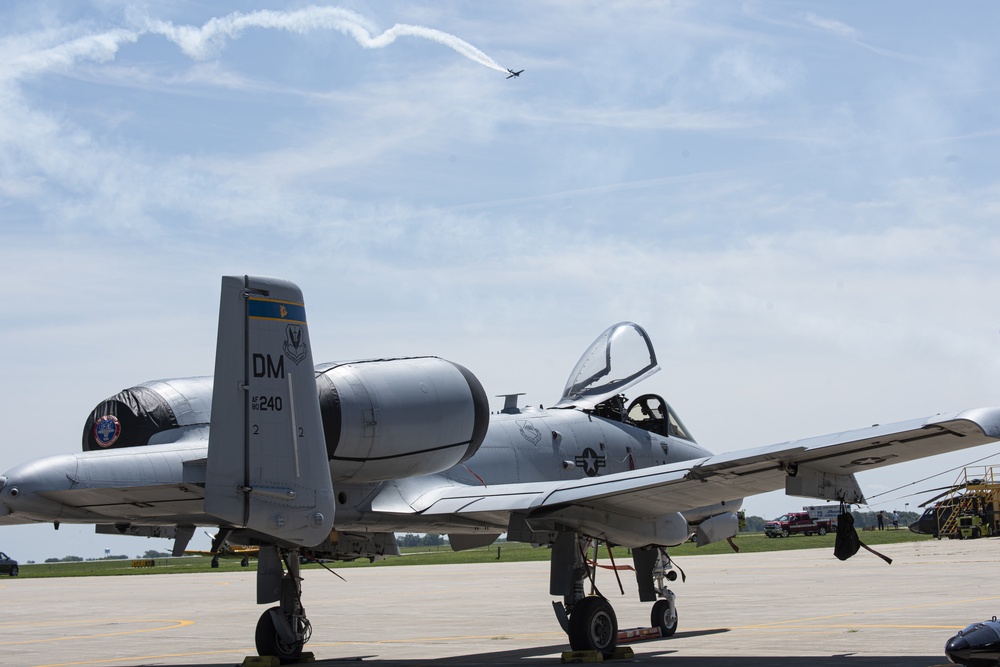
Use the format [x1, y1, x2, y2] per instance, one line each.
[555, 322, 659, 410]
[554, 322, 694, 442]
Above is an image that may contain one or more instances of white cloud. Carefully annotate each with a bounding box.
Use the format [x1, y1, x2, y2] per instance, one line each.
[710, 47, 800, 102]
[800, 11, 861, 41]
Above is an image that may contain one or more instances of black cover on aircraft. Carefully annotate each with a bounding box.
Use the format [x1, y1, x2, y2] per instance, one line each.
[82, 386, 179, 451]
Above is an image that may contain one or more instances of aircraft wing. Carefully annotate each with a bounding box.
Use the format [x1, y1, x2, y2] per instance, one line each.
[0, 446, 210, 526]
[376, 407, 1000, 523]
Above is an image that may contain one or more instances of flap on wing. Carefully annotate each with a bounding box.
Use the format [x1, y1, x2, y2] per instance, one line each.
[38, 483, 206, 518]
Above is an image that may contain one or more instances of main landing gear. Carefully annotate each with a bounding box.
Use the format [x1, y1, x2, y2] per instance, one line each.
[254, 547, 312, 664]
[550, 533, 679, 657]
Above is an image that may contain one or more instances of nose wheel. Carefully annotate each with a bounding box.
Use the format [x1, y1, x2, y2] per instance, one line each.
[651, 597, 678, 637]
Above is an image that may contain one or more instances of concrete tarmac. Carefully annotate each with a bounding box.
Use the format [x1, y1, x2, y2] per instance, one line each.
[0, 537, 996, 667]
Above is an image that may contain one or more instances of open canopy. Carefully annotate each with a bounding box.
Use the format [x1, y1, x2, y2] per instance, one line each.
[554, 322, 660, 409]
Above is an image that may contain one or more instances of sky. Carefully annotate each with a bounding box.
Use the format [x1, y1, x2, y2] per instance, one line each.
[1, 1, 1000, 563]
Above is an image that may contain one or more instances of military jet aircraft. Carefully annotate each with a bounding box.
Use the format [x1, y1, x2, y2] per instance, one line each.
[506, 68, 523, 78]
[2, 275, 1000, 663]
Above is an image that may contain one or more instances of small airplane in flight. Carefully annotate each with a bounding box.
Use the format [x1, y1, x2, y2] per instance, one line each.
[2, 275, 999, 663]
[506, 68, 524, 79]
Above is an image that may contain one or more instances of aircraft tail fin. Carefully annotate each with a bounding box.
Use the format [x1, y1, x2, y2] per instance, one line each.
[205, 276, 335, 547]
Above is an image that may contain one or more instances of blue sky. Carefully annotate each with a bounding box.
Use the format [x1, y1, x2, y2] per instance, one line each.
[2, 1, 1000, 562]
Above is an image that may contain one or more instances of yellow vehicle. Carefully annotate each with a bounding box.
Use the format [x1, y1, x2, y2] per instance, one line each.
[957, 514, 990, 539]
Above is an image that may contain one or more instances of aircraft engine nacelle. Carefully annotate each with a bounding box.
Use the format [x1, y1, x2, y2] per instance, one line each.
[316, 357, 489, 483]
[82, 377, 213, 451]
[81, 358, 490, 484]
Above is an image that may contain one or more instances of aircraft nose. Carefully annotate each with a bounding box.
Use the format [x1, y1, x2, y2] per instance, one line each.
[0, 475, 6, 492]
[945, 634, 972, 664]
[944, 620, 1000, 666]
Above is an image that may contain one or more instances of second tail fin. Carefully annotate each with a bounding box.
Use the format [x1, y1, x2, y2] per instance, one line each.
[205, 275, 335, 547]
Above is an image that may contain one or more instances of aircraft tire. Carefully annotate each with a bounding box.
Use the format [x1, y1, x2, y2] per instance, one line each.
[9, 565, 17, 577]
[651, 598, 677, 637]
[568, 596, 617, 657]
[255, 607, 304, 664]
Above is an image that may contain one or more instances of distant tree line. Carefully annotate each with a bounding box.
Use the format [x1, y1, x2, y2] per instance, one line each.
[742, 515, 767, 532]
[397, 533, 448, 547]
[850, 510, 919, 529]
[43, 550, 170, 563]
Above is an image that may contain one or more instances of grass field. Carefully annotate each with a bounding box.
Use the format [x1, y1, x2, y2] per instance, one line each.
[11, 528, 936, 579]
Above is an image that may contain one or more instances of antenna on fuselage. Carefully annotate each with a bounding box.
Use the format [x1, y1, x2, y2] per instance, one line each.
[497, 393, 525, 414]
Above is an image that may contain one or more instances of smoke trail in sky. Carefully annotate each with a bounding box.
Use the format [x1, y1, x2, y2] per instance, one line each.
[1, 6, 510, 88]
[140, 6, 509, 73]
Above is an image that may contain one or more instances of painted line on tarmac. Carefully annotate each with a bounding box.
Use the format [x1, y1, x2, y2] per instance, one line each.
[30, 647, 253, 667]
[0, 619, 194, 646]
[735, 624, 964, 631]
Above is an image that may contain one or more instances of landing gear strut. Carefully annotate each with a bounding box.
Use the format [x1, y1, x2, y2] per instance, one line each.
[551, 533, 619, 656]
[648, 548, 678, 637]
[550, 534, 680, 656]
[254, 547, 312, 664]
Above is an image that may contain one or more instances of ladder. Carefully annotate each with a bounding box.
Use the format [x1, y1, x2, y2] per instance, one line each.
[936, 466, 1000, 538]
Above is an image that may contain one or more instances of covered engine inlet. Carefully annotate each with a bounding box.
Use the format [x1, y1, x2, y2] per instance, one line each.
[82, 377, 213, 451]
[317, 357, 489, 483]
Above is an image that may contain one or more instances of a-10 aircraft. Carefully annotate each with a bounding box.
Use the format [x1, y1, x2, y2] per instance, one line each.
[2, 275, 999, 662]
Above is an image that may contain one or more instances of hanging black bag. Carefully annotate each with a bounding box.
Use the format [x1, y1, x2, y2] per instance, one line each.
[834, 503, 861, 561]
[834, 502, 892, 565]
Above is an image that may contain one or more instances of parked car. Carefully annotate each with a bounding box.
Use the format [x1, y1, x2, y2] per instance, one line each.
[0, 552, 18, 577]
